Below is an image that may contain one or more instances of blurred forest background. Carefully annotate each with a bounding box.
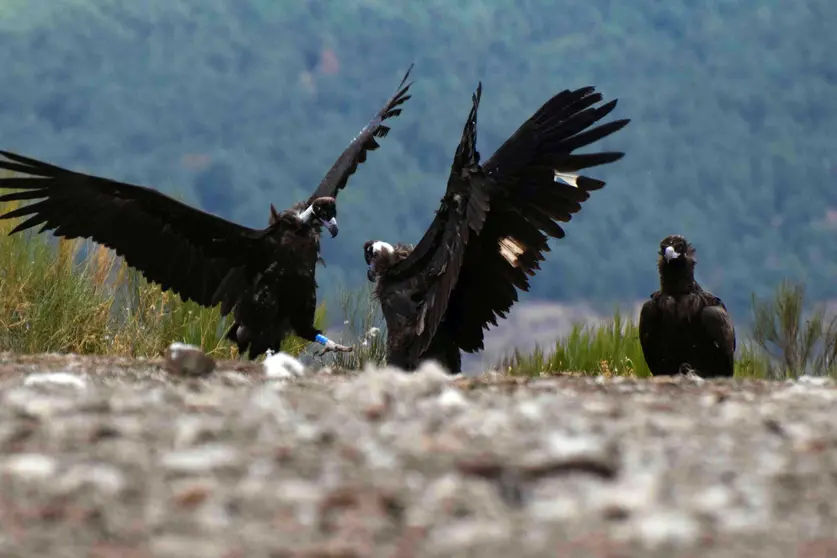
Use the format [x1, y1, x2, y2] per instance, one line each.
[0, 0, 835, 362]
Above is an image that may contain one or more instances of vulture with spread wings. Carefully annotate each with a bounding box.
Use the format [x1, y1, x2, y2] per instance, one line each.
[364, 82, 630, 373]
[638, 234, 736, 378]
[0, 65, 414, 359]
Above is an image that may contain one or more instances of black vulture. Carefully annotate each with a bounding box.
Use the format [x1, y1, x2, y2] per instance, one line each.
[363, 82, 630, 373]
[0, 65, 414, 359]
[638, 234, 736, 378]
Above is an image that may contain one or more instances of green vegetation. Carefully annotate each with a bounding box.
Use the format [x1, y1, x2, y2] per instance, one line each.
[748, 281, 837, 379]
[501, 284, 837, 380]
[0, 197, 324, 359]
[498, 309, 652, 377]
[0, 0, 834, 327]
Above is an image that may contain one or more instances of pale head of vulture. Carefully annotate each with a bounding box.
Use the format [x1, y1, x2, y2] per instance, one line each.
[274, 196, 339, 237]
[363, 239, 395, 281]
[658, 234, 696, 269]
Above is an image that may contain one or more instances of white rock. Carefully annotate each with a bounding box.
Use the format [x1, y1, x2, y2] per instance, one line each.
[58, 463, 126, 496]
[160, 444, 240, 473]
[797, 375, 834, 387]
[631, 509, 701, 549]
[516, 400, 543, 422]
[528, 495, 581, 521]
[545, 432, 607, 461]
[2, 453, 58, 481]
[262, 351, 306, 379]
[437, 387, 468, 409]
[430, 519, 513, 553]
[23, 371, 87, 389]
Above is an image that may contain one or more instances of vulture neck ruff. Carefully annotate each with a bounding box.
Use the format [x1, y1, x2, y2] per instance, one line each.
[298, 205, 315, 224]
[659, 257, 697, 294]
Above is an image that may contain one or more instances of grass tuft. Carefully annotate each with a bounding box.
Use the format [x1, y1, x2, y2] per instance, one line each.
[497, 308, 651, 377]
[0, 194, 323, 359]
[324, 281, 388, 370]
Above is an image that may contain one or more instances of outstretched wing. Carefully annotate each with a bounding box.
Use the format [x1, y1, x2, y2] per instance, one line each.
[381, 83, 493, 364]
[306, 64, 414, 204]
[0, 150, 270, 307]
[440, 86, 630, 353]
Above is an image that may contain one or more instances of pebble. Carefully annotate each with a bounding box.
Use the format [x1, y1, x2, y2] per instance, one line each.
[163, 343, 216, 377]
[436, 387, 469, 409]
[0, 358, 836, 556]
[263, 351, 307, 379]
[58, 463, 126, 496]
[160, 444, 241, 474]
[23, 371, 88, 389]
[2, 453, 58, 481]
[630, 509, 701, 549]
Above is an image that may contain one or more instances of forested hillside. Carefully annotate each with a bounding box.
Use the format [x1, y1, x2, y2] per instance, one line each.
[1, 0, 835, 327]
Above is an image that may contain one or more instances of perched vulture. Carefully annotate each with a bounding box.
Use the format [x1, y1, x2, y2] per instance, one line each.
[364, 82, 630, 373]
[638, 234, 736, 378]
[0, 65, 414, 359]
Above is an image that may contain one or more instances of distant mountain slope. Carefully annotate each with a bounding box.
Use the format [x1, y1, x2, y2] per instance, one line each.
[1, 0, 835, 328]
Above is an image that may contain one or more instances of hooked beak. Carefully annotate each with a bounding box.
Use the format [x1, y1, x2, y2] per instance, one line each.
[321, 217, 338, 238]
[663, 246, 681, 262]
[367, 268, 376, 282]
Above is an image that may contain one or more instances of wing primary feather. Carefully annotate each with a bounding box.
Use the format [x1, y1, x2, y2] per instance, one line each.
[0, 150, 70, 176]
[0, 187, 51, 203]
[452, 81, 482, 172]
[307, 64, 415, 202]
[442, 85, 630, 356]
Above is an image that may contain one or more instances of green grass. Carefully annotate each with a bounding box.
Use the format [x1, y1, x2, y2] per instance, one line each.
[499, 283, 837, 380]
[497, 308, 650, 377]
[0, 195, 324, 360]
[496, 312, 777, 380]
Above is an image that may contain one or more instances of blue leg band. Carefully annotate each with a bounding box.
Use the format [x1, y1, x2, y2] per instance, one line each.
[315, 334, 329, 345]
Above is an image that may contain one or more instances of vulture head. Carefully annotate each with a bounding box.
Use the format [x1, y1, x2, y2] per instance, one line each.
[363, 239, 395, 282]
[658, 234, 696, 271]
[285, 196, 339, 238]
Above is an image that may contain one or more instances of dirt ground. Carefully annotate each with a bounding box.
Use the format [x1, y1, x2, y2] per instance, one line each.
[0, 352, 836, 558]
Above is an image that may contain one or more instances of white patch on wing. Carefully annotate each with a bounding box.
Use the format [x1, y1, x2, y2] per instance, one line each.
[372, 241, 394, 255]
[554, 171, 580, 188]
[498, 236, 526, 267]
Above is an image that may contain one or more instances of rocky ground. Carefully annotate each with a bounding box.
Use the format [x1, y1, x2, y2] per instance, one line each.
[0, 351, 836, 558]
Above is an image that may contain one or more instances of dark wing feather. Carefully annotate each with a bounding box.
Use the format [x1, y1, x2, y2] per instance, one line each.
[443, 87, 630, 352]
[701, 300, 736, 359]
[0, 150, 270, 307]
[383, 83, 492, 363]
[307, 64, 414, 203]
[638, 297, 664, 374]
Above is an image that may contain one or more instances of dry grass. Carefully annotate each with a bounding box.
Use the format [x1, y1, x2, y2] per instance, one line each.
[0, 194, 324, 359]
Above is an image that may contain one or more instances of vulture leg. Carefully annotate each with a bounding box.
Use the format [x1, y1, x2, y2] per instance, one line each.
[291, 296, 353, 355]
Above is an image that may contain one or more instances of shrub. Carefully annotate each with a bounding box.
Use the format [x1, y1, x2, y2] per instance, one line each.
[750, 280, 837, 378]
